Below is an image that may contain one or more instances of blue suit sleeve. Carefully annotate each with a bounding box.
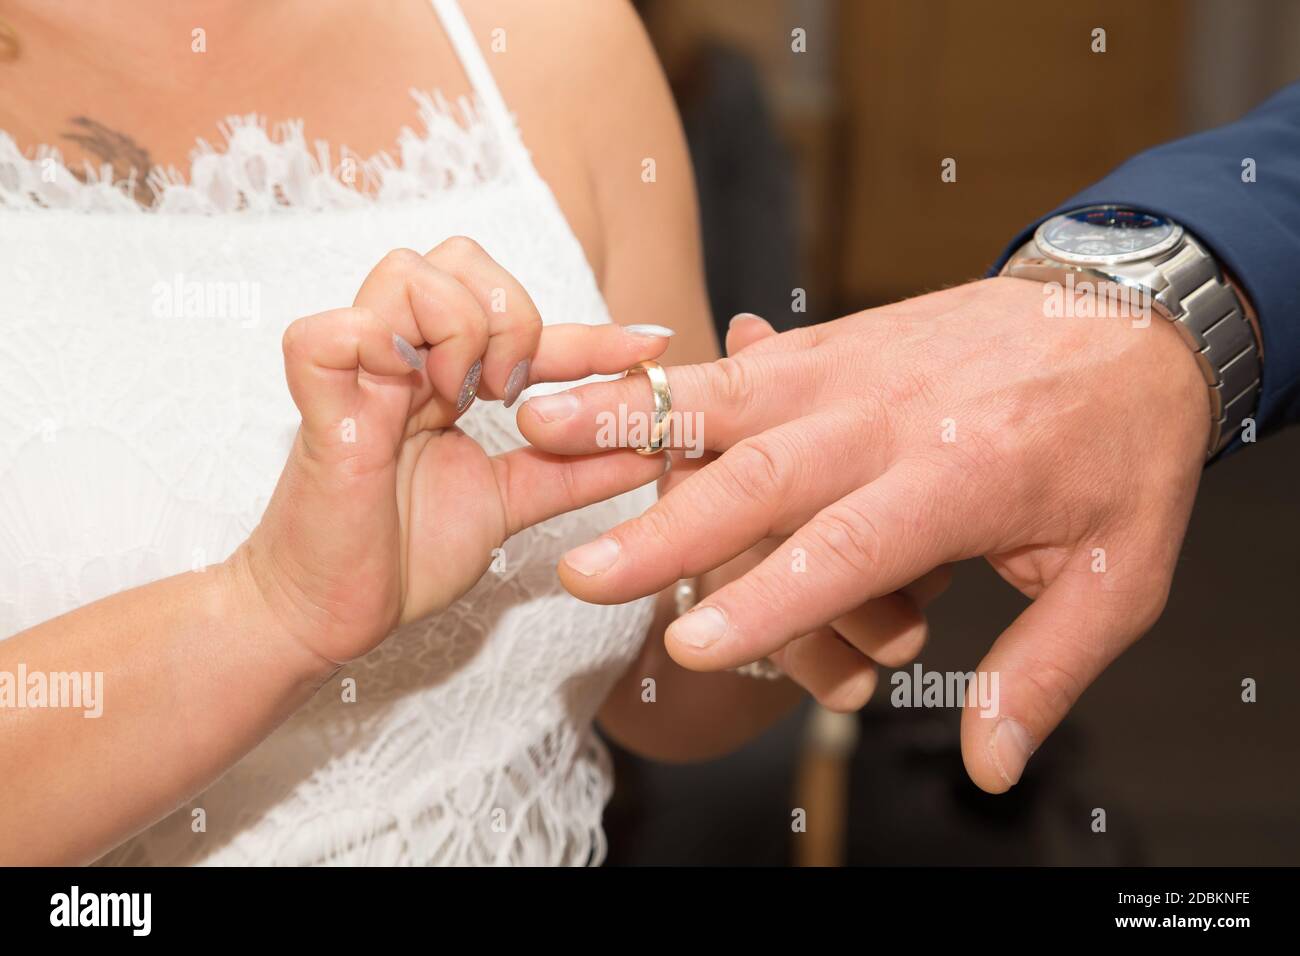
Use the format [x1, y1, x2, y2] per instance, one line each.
[991, 81, 1300, 438]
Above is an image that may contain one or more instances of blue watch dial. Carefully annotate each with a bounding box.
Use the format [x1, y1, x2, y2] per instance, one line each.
[1038, 205, 1181, 263]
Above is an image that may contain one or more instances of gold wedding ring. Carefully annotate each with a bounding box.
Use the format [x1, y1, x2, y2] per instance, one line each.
[626, 360, 672, 455]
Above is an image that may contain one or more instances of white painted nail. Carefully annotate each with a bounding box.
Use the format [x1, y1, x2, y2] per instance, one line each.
[624, 324, 675, 338]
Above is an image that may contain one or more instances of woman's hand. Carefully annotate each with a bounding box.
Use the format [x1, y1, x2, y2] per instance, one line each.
[233, 238, 672, 667]
[2, 239, 673, 864]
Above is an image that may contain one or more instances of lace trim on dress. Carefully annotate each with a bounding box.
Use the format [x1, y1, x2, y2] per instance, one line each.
[0, 90, 513, 214]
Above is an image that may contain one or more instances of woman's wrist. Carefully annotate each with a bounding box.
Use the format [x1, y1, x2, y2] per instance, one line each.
[218, 543, 343, 688]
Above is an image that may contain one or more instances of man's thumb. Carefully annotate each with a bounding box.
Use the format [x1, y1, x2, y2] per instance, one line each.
[959, 570, 1151, 793]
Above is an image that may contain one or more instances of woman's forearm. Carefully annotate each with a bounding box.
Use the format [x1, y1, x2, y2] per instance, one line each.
[0, 545, 334, 864]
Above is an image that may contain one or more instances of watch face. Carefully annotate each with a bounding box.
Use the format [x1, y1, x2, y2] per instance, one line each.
[1036, 206, 1183, 264]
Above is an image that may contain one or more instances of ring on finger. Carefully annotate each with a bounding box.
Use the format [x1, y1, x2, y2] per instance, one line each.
[626, 360, 672, 455]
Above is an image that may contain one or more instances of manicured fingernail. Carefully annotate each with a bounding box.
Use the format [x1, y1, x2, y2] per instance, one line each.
[624, 324, 675, 338]
[563, 537, 620, 576]
[728, 312, 762, 328]
[668, 605, 727, 649]
[393, 332, 423, 369]
[503, 359, 530, 408]
[525, 392, 579, 423]
[457, 359, 482, 413]
[990, 717, 1034, 788]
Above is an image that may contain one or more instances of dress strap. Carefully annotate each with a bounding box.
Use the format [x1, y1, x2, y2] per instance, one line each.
[429, 0, 526, 165]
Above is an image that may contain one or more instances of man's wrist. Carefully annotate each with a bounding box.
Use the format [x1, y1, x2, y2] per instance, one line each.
[999, 207, 1261, 458]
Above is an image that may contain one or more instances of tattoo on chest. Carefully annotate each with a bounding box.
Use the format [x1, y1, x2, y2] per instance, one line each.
[62, 116, 155, 207]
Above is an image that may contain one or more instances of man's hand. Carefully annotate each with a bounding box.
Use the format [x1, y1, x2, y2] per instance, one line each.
[518, 276, 1211, 792]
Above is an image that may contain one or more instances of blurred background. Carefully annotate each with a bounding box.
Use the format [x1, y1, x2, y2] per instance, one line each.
[604, 0, 1300, 865]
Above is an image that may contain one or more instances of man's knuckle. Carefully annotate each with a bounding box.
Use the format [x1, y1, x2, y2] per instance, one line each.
[730, 556, 804, 618]
[710, 356, 752, 410]
[719, 436, 790, 505]
[1017, 654, 1087, 723]
[633, 505, 682, 556]
[809, 501, 884, 575]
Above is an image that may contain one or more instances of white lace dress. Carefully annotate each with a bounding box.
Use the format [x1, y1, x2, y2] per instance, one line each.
[0, 0, 655, 865]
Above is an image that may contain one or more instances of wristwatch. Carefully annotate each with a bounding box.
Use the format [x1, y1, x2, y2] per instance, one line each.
[1001, 204, 1262, 459]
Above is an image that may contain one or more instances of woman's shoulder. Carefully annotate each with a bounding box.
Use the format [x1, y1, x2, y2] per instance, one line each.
[460, 0, 649, 79]
[459, 0, 680, 286]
